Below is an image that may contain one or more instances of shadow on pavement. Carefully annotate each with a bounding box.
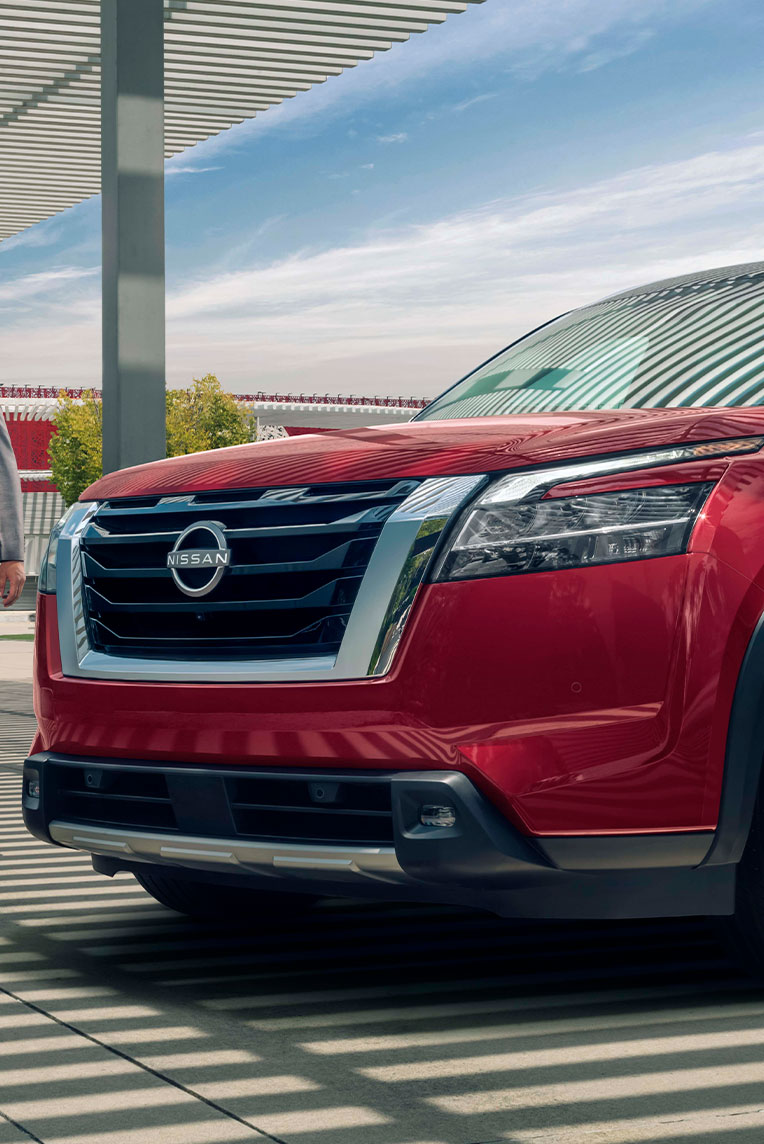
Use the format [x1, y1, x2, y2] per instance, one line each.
[2, 752, 764, 1143]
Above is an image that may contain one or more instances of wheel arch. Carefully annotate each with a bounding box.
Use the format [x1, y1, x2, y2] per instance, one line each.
[705, 608, 764, 866]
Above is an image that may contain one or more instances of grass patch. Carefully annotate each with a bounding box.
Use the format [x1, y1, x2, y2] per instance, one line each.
[0, 633, 34, 641]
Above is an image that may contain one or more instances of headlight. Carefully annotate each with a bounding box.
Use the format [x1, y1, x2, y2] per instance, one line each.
[39, 502, 97, 595]
[432, 437, 764, 583]
[434, 481, 713, 581]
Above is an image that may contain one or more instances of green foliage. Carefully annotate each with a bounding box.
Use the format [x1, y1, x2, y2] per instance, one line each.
[166, 374, 253, 457]
[48, 390, 103, 507]
[49, 375, 255, 506]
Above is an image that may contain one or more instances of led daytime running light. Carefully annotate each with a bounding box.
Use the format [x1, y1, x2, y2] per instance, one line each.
[481, 436, 763, 507]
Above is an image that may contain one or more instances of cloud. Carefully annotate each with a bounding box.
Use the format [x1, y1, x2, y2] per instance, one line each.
[376, 133, 408, 144]
[330, 163, 375, 179]
[160, 137, 764, 392]
[452, 93, 498, 113]
[0, 217, 68, 253]
[3, 136, 763, 395]
[0, 266, 98, 308]
[165, 164, 222, 176]
[574, 28, 655, 74]
[179, 0, 714, 162]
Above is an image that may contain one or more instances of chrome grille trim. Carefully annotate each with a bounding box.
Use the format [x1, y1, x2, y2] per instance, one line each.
[78, 478, 420, 660]
[57, 473, 485, 682]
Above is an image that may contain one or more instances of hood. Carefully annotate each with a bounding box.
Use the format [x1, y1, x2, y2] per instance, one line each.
[83, 405, 764, 501]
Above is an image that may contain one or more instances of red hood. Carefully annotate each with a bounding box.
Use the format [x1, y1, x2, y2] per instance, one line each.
[83, 406, 764, 500]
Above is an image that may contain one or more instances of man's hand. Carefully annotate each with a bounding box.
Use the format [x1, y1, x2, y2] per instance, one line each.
[0, 561, 25, 608]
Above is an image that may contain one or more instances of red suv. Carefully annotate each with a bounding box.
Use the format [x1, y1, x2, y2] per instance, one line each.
[23, 262, 764, 959]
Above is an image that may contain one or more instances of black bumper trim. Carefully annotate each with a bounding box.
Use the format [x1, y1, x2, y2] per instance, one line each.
[23, 752, 733, 919]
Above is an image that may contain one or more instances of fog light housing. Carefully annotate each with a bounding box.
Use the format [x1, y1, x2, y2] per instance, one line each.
[22, 768, 41, 811]
[420, 804, 456, 828]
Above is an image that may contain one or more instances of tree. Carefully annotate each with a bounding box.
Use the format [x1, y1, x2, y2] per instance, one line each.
[48, 390, 103, 508]
[49, 375, 255, 506]
[166, 373, 253, 457]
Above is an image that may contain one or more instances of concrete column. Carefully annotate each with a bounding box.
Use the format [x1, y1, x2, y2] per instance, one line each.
[101, 0, 166, 474]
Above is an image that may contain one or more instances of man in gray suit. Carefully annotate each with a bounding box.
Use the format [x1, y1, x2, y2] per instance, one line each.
[0, 417, 25, 607]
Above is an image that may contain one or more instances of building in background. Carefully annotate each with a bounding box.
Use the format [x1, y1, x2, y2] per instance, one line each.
[1, 387, 426, 598]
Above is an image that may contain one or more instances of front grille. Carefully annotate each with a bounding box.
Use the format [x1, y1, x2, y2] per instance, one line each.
[78, 479, 419, 661]
[47, 763, 394, 846]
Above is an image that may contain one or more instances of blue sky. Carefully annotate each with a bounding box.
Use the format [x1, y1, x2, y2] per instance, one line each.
[2, 0, 764, 397]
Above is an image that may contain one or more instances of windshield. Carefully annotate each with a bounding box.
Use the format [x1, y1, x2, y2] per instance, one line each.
[419, 267, 764, 420]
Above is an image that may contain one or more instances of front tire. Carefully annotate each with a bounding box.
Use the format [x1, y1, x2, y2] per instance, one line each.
[134, 867, 317, 923]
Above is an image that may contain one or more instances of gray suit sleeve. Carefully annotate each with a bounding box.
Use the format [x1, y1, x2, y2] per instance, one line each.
[0, 417, 24, 562]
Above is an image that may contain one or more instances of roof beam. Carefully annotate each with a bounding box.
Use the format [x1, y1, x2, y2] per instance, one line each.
[168, 18, 411, 44]
[170, 11, 427, 36]
[170, 0, 471, 14]
[0, 0, 481, 240]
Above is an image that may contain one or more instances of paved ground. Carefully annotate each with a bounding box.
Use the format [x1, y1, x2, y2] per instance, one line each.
[2, 645, 764, 1143]
[0, 601, 37, 641]
[0, 641, 33, 685]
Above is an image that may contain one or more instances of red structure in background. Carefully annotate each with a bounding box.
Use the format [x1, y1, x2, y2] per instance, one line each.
[4, 412, 325, 484]
[1, 386, 426, 494]
[4, 417, 57, 493]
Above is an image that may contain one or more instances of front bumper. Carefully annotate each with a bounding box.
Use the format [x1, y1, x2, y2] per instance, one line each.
[23, 752, 730, 919]
[34, 550, 747, 839]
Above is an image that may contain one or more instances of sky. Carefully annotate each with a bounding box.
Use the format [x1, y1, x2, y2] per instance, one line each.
[2, 0, 764, 399]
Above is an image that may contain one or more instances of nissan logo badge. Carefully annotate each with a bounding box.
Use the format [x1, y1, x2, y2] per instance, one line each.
[166, 520, 231, 598]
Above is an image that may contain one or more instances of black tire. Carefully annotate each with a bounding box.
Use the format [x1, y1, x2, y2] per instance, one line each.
[718, 786, 764, 977]
[134, 867, 317, 924]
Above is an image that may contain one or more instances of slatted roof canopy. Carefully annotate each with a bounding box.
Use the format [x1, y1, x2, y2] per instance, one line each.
[0, 0, 482, 240]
